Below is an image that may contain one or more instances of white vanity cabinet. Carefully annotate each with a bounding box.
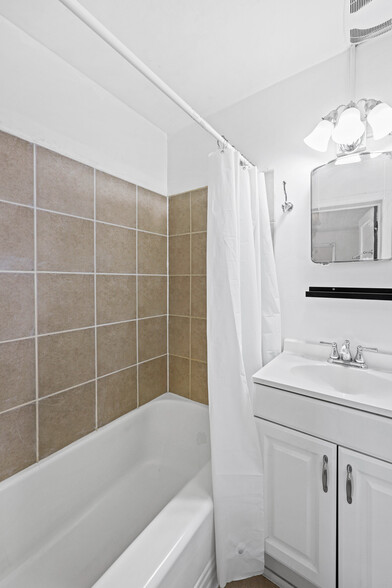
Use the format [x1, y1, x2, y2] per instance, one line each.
[254, 384, 392, 588]
[339, 448, 392, 588]
[256, 420, 337, 588]
[257, 416, 392, 588]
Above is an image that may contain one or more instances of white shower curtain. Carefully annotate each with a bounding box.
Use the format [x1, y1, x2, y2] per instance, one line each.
[207, 149, 281, 587]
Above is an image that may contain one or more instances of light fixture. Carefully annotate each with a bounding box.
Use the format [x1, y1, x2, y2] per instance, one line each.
[331, 103, 365, 146]
[305, 97, 392, 155]
[335, 153, 361, 165]
[304, 118, 335, 152]
[367, 101, 392, 139]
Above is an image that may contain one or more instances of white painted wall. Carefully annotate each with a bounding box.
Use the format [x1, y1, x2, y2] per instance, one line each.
[0, 16, 167, 194]
[168, 34, 392, 351]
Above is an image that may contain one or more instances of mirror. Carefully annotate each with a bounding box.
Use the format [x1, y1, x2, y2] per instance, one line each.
[311, 151, 392, 264]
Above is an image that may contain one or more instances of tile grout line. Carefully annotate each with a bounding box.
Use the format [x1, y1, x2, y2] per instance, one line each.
[0, 314, 169, 346]
[136, 186, 139, 408]
[93, 169, 98, 429]
[169, 353, 206, 364]
[169, 230, 207, 237]
[0, 353, 169, 418]
[189, 191, 192, 400]
[167, 195, 169, 393]
[0, 198, 167, 236]
[33, 144, 39, 462]
[0, 270, 200, 277]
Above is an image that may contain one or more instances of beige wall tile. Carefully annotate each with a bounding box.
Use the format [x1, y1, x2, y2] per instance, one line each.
[191, 232, 206, 274]
[169, 315, 190, 357]
[0, 131, 174, 478]
[191, 188, 207, 233]
[0, 202, 34, 270]
[138, 316, 167, 362]
[139, 356, 167, 405]
[37, 274, 94, 334]
[191, 361, 208, 405]
[0, 339, 35, 412]
[169, 276, 190, 316]
[96, 171, 136, 228]
[97, 321, 136, 376]
[96, 275, 136, 325]
[138, 232, 167, 275]
[0, 404, 36, 482]
[191, 276, 206, 318]
[191, 318, 207, 362]
[0, 131, 33, 206]
[138, 276, 167, 318]
[169, 355, 189, 398]
[37, 211, 94, 272]
[36, 147, 94, 218]
[0, 274, 35, 341]
[97, 367, 137, 426]
[38, 329, 95, 398]
[96, 223, 136, 274]
[39, 383, 95, 459]
[169, 235, 190, 275]
[138, 187, 167, 234]
[169, 193, 190, 235]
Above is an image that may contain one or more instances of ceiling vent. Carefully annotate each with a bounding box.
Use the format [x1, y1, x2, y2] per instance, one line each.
[349, 0, 392, 44]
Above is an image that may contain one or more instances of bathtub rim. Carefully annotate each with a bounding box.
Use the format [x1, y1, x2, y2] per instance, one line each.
[0, 392, 208, 491]
[92, 462, 215, 588]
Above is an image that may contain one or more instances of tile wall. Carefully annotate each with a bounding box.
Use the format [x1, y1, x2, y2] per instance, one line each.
[0, 130, 168, 482]
[168, 188, 208, 404]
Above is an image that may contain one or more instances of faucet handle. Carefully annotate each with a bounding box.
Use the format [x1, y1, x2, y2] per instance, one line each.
[320, 341, 339, 360]
[354, 345, 378, 366]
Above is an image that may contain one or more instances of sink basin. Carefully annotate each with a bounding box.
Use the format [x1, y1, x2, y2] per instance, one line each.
[290, 364, 392, 399]
[253, 339, 392, 418]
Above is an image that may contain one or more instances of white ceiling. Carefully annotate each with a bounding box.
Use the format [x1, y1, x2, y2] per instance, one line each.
[0, 0, 349, 134]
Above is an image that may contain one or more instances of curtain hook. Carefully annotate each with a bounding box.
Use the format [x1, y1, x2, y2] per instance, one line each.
[217, 137, 228, 153]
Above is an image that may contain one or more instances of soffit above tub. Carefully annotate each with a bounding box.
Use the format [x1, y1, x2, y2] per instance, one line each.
[0, 0, 348, 135]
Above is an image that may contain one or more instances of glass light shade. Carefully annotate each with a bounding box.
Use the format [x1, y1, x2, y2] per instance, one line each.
[304, 119, 334, 152]
[367, 102, 392, 140]
[331, 107, 365, 145]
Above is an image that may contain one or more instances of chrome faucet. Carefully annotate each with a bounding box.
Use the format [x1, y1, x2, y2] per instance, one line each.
[340, 340, 352, 362]
[320, 340, 378, 369]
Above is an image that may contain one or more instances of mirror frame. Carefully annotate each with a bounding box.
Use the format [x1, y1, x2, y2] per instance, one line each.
[310, 151, 392, 265]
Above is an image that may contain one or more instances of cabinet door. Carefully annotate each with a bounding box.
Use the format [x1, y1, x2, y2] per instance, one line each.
[256, 419, 337, 588]
[339, 447, 392, 588]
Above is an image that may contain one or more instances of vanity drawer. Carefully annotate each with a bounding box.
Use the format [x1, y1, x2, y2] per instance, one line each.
[254, 383, 392, 463]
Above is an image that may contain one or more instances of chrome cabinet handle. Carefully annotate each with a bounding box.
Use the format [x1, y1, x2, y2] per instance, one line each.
[346, 464, 353, 504]
[322, 455, 328, 493]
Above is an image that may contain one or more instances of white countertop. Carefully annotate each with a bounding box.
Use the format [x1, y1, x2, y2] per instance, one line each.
[253, 339, 392, 419]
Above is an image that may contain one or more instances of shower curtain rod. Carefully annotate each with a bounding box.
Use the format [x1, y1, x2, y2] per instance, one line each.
[58, 0, 255, 168]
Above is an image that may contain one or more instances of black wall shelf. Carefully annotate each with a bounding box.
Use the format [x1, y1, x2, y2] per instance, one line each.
[305, 287, 392, 301]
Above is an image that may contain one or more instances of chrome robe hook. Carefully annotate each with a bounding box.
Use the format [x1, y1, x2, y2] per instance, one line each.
[282, 181, 294, 213]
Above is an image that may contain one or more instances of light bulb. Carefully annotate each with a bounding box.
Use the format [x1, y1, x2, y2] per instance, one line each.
[367, 102, 392, 140]
[332, 106, 365, 145]
[304, 119, 334, 152]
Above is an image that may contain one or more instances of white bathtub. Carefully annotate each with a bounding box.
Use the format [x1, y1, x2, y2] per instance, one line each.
[0, 393, 217, 588]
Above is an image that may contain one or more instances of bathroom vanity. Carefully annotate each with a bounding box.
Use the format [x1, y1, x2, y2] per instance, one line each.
[253, 339, 392, 588]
